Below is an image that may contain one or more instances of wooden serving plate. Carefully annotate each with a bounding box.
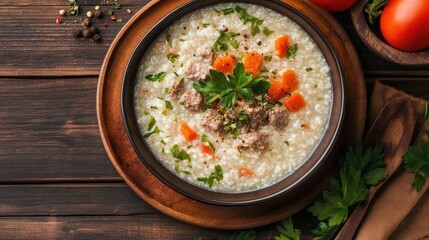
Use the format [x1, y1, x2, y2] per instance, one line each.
[97, 0, 366, 229]
[351, 0, 429, 66]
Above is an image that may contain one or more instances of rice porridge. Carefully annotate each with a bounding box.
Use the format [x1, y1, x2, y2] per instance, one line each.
[134, 3, 333, 192]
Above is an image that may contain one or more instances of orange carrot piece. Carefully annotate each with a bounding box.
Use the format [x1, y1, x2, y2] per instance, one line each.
[243, 52, 263, 76]
[268, 81, 287, 102]
[213, 55, 236, 74]
[274, 35, 290, 58]
[180, 123, 198, 141]
[284, 92, 306, 112]
[238, 166, 254, 177]
[200, 144, 214, 156]
[281, 70, 299, 93]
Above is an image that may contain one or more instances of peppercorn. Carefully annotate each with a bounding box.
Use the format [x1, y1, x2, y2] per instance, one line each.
[82, 18, 92, 27]
[95, 5, 101, 11]
[88, 26, 99, 35]
[87, 11, 94, 18]
[82, 28, 91, 38]
[59, 9, 66, 16]
[92, 34, 102, 43]
[94, 10, 103, 18]
[73, 29, 83, 39]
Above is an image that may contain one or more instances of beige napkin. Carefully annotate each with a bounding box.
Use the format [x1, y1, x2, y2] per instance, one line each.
[355, 81, 429, 240]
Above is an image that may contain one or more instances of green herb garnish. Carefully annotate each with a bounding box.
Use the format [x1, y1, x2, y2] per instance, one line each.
[197, 165, 224, 187]
[145, 72, 166, 82]
[238, 113, 249, 124]
[308, 143, 387, 239]
[263, 27, 274, 36]
[171, 144, 191, 161]
[286, 44, 298, 59]
[144, 126, 160, 139]
[264, 55, 272, 62]
[365, 0, 388, 24]
[231, 230, 257, 240]
[111, 2, 121, 9]
[212, 30, 239, 52]
[202, 134, 216, 151]
[148, 116, 156, 131]
[284, 141, 290, 146]
[274, 218, 301, 240]
[193, 63, 271, 108]
[167, 54, 179, 63]
[165, 100, 173, 110]
[425, 103, 429, 123]
[166, 33, 173, 48]
[221, 7, 235, 15]
[202, 23, 210, 28]
[306, 67, 313, 72]
[160, 140, 166, 145]
[68, 0, 80, 16]
[234, 6, 264, 36]
[404, 140, 429, 192]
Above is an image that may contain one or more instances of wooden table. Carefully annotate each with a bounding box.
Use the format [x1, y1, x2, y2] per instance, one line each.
[1, 1, 428, 239]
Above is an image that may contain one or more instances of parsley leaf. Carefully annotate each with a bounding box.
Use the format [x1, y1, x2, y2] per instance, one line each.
[234, 6, 264, 36]
[167, 54, 179, 63]
[193, 63, 271, 108]
[311, 222, 339, 240]
[166, 33, 173, 48]
[425, 103, 429, 123]
[148, 116, 156, 131]
[264, 55, 272, 62]
[274, 218, 301, 240]
[231, 230, 257, 240]
[197, 165, 223, 187]
[263, 27, 274, 36]
[165, 100, 173, 110]
[306, 67, 313, 72]
[145, 72, 166, 82]
[286, 44, 298, 59]
[68, 0, 80, 16]
[404, 140, 429, 192]
[212, 30, 239, 52]
[143, 126, 160, 139]
[202, 23, 210, 28]
[222, 8, 235, 15]
[171, 144, 191, 161]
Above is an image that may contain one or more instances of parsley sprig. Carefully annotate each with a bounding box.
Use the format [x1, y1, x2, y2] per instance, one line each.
[197, 165, 223, 187]
[308, 143, 387, 239]
[193, 63, 271, 108]
[212, 31, 239, 52]
[404, 140, 429, 192]
[145, 72, 166, 82]
[274, 218, 301, 240]
[68, 0, 80, 16]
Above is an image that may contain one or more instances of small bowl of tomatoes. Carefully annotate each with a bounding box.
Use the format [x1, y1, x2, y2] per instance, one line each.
[349, 0, 429, 66]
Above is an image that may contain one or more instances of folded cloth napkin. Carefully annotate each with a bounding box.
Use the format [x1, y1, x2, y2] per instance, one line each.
[355, 81, 429, 240]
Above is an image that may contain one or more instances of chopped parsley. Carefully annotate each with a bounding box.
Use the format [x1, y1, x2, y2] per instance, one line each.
[404, 140, 429, 192]
[167, 54, 179, 63]
[238, 113, 249, 124]
[166, 33, 172, 48]
[234, 6, 264, 36]
[165, 100, 173, 110]
[212, 30, 239, 52]
[286, 44, 299, 59]
[171, 144, 191, 161]
[150, 106, 158, 110]
[197, 165, 224, 187]
[144, 116, 160, 138]
[306, 67, 314, 72]
[202, 23, 210, 28]
[263, 27, 274, 36]
[193, 63, 271, 108]
[148, 116, 156, 130]
[143, 126, 160, 139]
[221, 7, 235, 15]
[264, 55, 272, 62]
[201, 134, 216, 151]
[145, 72, 167, 82]
[260, 67, 269, 73]
[284, 141, 290, 146]
[160, 140, 166, 145]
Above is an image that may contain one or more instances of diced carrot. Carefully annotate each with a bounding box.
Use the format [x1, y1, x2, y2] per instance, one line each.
[268, 81, 287, 102]
[274, 35, 290, 58]
[213, 55, 236, 74]
[200, 144, 214, 156]
[238, 166, 254, 177]
[281, 70, 299, 93]
[180, 123, 198, 141]
[301, 123, 311, 130]
[243, 52, 263, 77]
[284, 92, 306, 112]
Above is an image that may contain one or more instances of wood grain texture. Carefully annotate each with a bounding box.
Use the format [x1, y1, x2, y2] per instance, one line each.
[350, 0, 429, 66]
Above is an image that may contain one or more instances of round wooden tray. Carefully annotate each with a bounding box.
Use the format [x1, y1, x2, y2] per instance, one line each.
[97, 0, 366, 230]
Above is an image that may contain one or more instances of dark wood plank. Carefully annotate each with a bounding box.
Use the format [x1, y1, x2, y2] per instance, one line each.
[0, 2, 427, 77]
[0, 1, 149, 77]
[0, 183, 155, 216]
[0, 77, 119, 182]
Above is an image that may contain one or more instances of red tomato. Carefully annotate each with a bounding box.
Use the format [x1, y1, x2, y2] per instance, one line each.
[380, 0, 429, 51]
[309, 0, 358, 12]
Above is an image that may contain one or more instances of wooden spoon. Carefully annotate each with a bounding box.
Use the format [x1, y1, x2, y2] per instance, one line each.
[334, 97, 417, 240]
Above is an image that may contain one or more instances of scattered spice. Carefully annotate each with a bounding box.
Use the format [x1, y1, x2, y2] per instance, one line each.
[126, 8, 132, 14]
[103, 22, 108, 28]
[94, 10, 103, 18]
[56, 17, 62, 24]
[73, 29, 82, 38]
[59, 9, 66, 16]
[86, 10, 94, 18]
[82, 18, 92, 27]
[88, 26, 99, 35]
[92, 34, 102, 43]
[82, 29, 91, 39]
[95, 5, 101, 11]
[111, 15, 117, 21]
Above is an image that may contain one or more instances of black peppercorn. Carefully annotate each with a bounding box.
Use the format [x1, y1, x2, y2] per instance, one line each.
[73, 29, 82, 39]
[82, 28, 92, 38]
[88, 26, 99, 35]
[82, 18, 92, 27]
[94, 10, 103, 18]
[92, 34, 102, 43]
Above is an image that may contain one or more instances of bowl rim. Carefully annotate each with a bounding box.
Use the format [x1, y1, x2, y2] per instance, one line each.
[121, 0, 345, 206]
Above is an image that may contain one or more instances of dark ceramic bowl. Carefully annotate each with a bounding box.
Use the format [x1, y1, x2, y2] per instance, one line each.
[122, 0, 345, 206]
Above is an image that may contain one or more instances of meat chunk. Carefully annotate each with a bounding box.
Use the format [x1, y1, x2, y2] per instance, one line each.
[268, 105, 289, 130]
[168, 79, 185, 100]
[181, 90, 204, 112]
[201, 109, 223, 133]
[235, 131, 269, 151]
[184, 61, 211, 81]
[238, 101, 268, 130]
[197, 46, 214, 62]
